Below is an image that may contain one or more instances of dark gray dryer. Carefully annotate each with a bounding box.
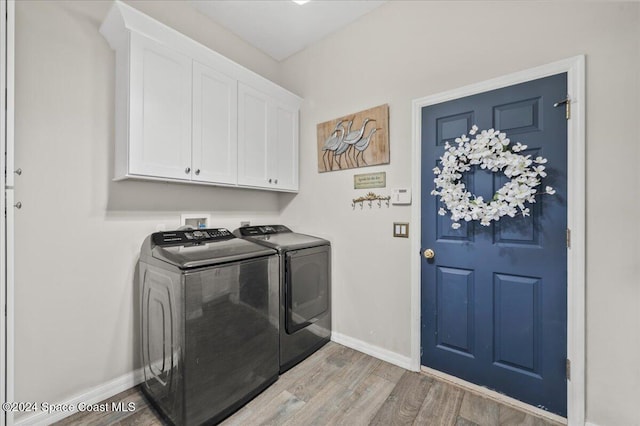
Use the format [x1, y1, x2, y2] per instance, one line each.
[234, 225, 331, 373]
[138, 228, 279, 425]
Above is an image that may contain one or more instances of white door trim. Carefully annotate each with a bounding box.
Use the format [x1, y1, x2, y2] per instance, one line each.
[1, 1, 15, 425]
[410, 55, 586, 425]
[0, 0, 6, 422]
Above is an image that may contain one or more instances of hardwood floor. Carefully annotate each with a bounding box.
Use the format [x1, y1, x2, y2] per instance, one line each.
[55, 343, 564, 426]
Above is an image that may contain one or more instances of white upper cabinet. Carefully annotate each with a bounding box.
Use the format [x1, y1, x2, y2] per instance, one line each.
[192, 61, 237, 185]
[129, 33, 192, 180]
[100, 1, 301, 192]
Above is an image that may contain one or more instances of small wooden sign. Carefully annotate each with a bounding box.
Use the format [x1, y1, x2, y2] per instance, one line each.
[354, 172, 386, 189]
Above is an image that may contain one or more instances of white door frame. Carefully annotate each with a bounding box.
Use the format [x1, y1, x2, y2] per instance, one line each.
[0, 0, 5, 420]
[1, 1, 14, 425]
[410, 56, 586, 425]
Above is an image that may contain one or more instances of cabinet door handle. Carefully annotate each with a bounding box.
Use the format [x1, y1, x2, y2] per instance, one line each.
[195, 169, 200, 176]
[268, 178, 272, 183]
[185, 167, 191, 174]
[274, 179, 278, 184]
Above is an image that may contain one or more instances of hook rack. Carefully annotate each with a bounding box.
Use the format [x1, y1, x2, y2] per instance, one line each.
[352, 192, 391, 210]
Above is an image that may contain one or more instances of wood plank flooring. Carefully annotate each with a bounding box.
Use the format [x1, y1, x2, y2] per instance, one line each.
[55, 343, 565, 426]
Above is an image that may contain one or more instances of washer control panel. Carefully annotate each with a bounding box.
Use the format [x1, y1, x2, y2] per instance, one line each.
[152, 228, 234, 246]
[237, 225, 291, 236]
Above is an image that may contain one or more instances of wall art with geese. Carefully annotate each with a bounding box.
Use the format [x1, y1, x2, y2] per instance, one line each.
[317, 104, 389, 172]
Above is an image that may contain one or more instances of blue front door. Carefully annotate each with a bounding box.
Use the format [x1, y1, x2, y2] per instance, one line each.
[420, 74, 568, 416]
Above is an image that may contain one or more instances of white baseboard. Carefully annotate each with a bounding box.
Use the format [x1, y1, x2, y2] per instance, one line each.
[331, 331, 413, 370]
[585, 423, 600, 426]
[14, 368, 144, 426]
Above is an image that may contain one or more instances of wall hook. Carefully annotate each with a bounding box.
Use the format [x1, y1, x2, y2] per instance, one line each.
[352, 192, 391, 210]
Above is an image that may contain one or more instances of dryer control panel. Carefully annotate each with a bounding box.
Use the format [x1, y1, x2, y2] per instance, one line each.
[152, 228, 234, 246]
[237, 225, 292, 236]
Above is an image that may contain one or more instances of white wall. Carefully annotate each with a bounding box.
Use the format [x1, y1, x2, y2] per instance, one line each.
[278, 2, 640, 426]
[13, 0, 286, 415]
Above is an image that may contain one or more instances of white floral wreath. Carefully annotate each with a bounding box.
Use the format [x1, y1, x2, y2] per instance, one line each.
[431, 125, 555, 229]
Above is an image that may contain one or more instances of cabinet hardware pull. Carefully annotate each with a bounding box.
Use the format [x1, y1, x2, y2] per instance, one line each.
[185, 167, 191, 174]
[14, 202, 22, 209]
[14, 168, 22, 175]
[195, 169, 200, 175]
[268, 178, 272, 183]
[274, 179, 278, 184]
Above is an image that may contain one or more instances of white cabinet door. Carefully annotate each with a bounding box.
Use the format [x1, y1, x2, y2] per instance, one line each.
[271, 102, 299, 191]
[238, 83, 270, 187]
[129, 33, 192, 180]
[238, 83, 300, 191]
[192, 62, 237, 185]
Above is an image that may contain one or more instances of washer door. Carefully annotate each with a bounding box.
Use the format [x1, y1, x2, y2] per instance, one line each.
[285, 245, 330, 334]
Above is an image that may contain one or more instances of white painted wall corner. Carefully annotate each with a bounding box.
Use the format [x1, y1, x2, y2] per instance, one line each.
[331, 331, 412, 370]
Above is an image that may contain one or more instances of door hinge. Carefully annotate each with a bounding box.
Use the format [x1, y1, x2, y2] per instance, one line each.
[566, 228, 571, 249]
[554, 96, 571, 120]
[566, 358, 571, 380]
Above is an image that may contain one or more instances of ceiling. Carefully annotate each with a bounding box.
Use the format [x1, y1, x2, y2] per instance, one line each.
[191, 0, 387, 61]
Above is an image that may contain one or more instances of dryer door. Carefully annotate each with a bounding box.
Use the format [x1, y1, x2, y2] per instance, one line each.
[285, 245, 330, 334]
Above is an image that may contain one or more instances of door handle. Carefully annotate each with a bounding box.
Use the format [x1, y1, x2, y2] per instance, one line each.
[423, 249, 435, 259]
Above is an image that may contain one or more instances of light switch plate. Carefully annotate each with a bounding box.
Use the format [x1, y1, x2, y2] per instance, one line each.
[393, 222, 409, 238]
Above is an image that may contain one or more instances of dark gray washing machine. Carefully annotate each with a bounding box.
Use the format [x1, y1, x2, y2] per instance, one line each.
[234, 225, 331, 373]
[138, 228, 279, 425]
